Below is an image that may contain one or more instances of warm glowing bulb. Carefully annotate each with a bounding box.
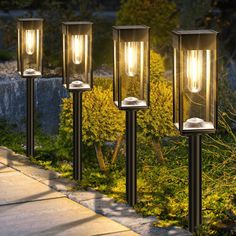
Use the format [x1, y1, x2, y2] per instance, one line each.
[25, 30, 35, 55]
[186, 50, 203, 93]
[71, 35, 83, 64]
[125, 42, 138, 77]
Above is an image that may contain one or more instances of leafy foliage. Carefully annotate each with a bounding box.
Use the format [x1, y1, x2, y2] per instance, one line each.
[174, 0, 211, 29]
[138, 50, 173, 140]
[0, 0, 32, 10]
[58, 78, 125, 146]
[56, 77, 125, 169]
[82, 85, 125, 146]
[138, 50, 177, 161]
[117, 0, 179, 52]
[138, 80, 176, 140]
[218, 70, 236, 114]
[150, 50, 165, 82]
[200, 0, 236, 61]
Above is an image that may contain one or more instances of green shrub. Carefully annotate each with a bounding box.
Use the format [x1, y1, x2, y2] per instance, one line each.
[117, 0, 179, 51]
[138, 49, 177, 162]
[57, 77, 125, 171]
[138, 79, 177, 162]
[150, 50, 165, 82]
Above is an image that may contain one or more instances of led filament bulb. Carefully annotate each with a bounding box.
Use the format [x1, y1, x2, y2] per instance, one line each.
[25, 30, 35, 55]
[71, 35, 84, 64]
[125, 42, 138, 77]
[186, 50, 203, 93]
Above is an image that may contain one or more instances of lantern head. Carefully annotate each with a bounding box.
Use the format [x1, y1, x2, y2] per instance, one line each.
[113, 25, 150, 110]
[17, 18, 43, 78]
[172, 30, 218, 134]
[62, 22, 93, 91]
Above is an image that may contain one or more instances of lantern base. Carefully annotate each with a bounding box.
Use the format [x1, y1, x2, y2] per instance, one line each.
[186, 118, 204, 128]
[114, 100, 147, 110]
[25, 68, 36, 74]
[123, 97, 139, 105]
[71, 80, 84, 87]
[69, 82, 90, 91]
[22, 69, 41, 77]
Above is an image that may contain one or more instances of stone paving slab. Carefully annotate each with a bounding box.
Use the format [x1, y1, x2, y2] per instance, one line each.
[68, 188, 105, 202]
[0, 198, 138, 236]
[0, 146, 61, 181]
[103, 232, 141, 236]
[0, 147, 191, 236]
[0, 147, 30, 166]
[0, 171, 64, 205]
[10, 164, 60, 181]
[67, 190, 191, 235]
[41, 178, 78, 192]
[0, 162, 14, 173]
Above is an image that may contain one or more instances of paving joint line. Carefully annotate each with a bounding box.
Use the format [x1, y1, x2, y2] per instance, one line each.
[70, 195, 104, 203]
[0, 196, 67, 207]
[92, 229, 132, 236]
[2, 163, 60, 185]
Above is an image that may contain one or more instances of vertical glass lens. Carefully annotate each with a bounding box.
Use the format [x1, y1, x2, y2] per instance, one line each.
[124, 42, 138, 77]
[120, 40, 148, 107]
[68, 32, 91, 89]
[173, 48, 179, 128]
[186, 50, 203, 93]
[25, 30, 35, 55]
[71, 35, 84, 64]
[183, 49, 215, 130]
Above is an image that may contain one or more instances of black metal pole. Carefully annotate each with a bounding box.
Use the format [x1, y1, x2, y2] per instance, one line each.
[26, 78, 34, 157]
[126, 110, 137, 206]
[189, 134, 202, 233]
[73, 91, 83, 181]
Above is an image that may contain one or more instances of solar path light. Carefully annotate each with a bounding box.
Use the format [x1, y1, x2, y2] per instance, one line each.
[172, 29, 218, 233]
[113, 25, 150, 206]
[17, 18, 43, 157]
[62, 21, 93, 180]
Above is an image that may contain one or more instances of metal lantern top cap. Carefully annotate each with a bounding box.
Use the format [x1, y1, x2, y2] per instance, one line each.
[18, 18, 43, 21]
[17, 18, 43, 28]
[173, 29, 217, 34]
[113, 25, 150, 42]
[62, 21, 93, 34]
[62, 21, 93, 25]
[172, 29, 218, 50]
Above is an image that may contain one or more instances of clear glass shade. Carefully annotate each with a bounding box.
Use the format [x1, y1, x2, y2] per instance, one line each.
[113, 26, 150, 110]
[173, 30, 217, 134]
[17, 19, 43, 78]
[62, 22, 92, 91]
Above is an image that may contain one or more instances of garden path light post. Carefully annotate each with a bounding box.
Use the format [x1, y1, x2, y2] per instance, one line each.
[172, 30, 218, 233]
[17, 18, 43, 157]
[62, 22, 93, 181]
[113, 25, 150, 206]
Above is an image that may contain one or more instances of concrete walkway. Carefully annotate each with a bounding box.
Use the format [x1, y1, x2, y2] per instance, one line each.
[0, 147, 138, 236]
[0, 147, 191, 236]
